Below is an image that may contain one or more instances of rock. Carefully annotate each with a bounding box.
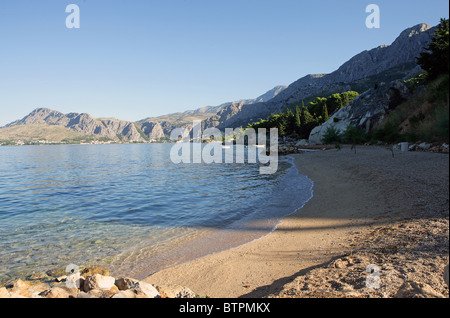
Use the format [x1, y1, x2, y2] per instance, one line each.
[295, 139, 310, 147]
[85, 286, 119, 298]
[83, 274, 115, 292]
[115, 277, 160, 298]
[156, 285, 197, 298]
[46, 268, 67, 277]
[333, 259, 348, 269]
[417, 142, 432, 150]
[115, 277, 140, 291]
[81, 266, 110, 278]
[130, 281, 160, 298]
[40, 286, 78, 299]
[0, 287, 10, 298]
[408, 144, 417, 151]
[66, 272, 82, 289]
[309, 80, 412, 144]
[28, 272, 48, 281]
[395, 281, 445, 298]
[104, 285, 119, 298]
[444, 265, 449, 287]
[55, 276, 67, 282]
[77, 292, 96, 299]
[7, 292, 27, 298]
[111, 290, 138, 299]
[9, 279, 31, 297]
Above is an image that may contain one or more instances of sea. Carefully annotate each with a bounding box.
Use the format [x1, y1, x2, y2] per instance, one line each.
[0, 143, 313, 282]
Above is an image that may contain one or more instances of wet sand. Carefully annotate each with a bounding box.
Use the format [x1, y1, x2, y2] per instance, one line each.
[142, 146, 449, 298]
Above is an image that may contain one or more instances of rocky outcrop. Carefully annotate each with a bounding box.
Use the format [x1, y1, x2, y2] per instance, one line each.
[139, 121, 165, 141]
[308, 80, 412, 144]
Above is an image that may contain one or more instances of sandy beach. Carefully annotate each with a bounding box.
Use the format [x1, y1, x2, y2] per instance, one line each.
[143, 145, 449, 298]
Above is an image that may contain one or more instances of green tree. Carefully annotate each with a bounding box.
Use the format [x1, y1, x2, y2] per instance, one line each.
[299, 107, 316, 138]
[417, 18, 449, 79]
[294, 105, 301, 133]
[321, 103, 329, 123]
[343, 125, 368, 153]
[284, 108, 296, 135]
[309, 97, 327, 116]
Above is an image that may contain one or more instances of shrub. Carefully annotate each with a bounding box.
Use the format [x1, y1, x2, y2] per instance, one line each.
[372, 122, 401, 143]
[321, 126, 342, 145]
[343, 125, 368, 145]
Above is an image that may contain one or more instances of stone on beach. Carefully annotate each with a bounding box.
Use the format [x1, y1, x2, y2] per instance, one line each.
[40, 286, 79, 299]
[83, 274, 115, 292]
[156, 284, 197, 298]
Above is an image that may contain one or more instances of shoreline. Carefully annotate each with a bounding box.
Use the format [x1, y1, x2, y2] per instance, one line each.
[142, 145, 449, 298]
[112, 155, 314, 281]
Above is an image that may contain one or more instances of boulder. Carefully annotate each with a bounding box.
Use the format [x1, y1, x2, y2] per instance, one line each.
[0, 287, 10, 298]
[83, 274, 115, 292]
[40, 286, 78, 299]
[295, 139, 310, 147]
[115, 277, 140, 290]
[131, 281, 160, 298]
[8, 279, 48, 298]
[81, 266, 110, 278]
[84, 286, 119, 298]
[111, 290, 138, 299]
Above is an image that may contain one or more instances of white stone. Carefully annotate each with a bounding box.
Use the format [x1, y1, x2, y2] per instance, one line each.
[131, 281, 160, 298]
[84, 274, 115, 292]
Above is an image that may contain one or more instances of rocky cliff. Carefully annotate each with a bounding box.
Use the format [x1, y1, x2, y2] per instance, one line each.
[308, 79, 412, 144]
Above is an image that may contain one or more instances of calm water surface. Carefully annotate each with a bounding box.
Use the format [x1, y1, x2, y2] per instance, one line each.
[0, 143, 313, 281]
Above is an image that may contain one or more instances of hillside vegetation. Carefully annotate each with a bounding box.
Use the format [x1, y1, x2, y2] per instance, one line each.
[374, 18, 449, 144]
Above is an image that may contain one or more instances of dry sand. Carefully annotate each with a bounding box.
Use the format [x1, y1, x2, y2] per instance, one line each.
[143, 145, 449, 298]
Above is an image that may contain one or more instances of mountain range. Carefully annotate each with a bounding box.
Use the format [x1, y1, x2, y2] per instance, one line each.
[0, 23, 436, 144]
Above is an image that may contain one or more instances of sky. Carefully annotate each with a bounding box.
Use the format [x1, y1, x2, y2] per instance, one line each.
[0, 0, 448, 126]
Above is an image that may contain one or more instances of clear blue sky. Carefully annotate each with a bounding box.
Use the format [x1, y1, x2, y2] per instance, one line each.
[0, 0, 448, 126]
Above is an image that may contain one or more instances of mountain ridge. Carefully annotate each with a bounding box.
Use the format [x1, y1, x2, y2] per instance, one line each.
[1, 23, 437, 143]
[207, 23, 436, 130]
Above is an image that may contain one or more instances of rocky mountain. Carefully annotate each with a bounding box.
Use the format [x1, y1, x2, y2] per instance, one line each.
[1, 85, 287, 143]
[4, 108, 147, 142]
[1, 23, 437, 143]
[137, 85, 287, 136]
[208, 23, 436, 130]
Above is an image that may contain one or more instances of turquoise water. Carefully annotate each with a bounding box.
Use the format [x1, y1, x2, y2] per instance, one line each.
[0, 143, 313, 280]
